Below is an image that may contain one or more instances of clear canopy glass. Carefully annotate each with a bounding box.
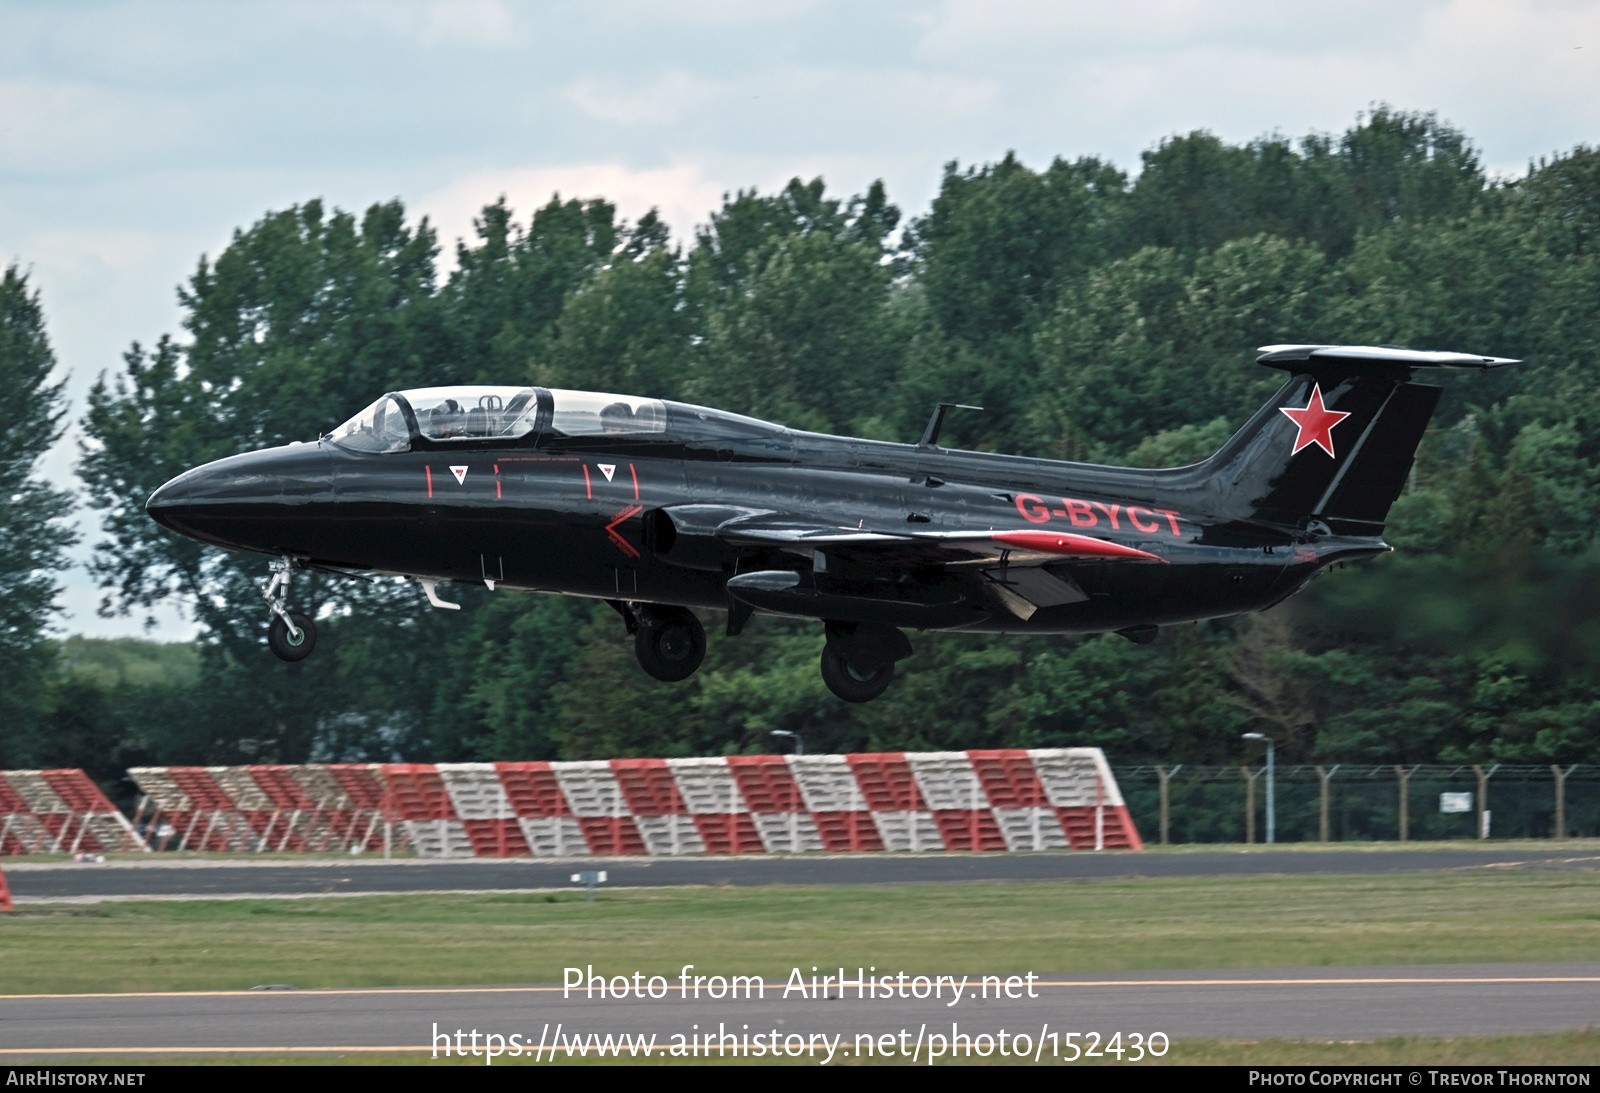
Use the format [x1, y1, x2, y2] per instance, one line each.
[329, 384, 783, 453]
[328, 394, 411, 453]
[403, 386, 539, 441]
[546, 390, 667, 438]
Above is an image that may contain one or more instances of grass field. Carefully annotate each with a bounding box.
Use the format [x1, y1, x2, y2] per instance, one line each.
[3, 869, 1599, 995]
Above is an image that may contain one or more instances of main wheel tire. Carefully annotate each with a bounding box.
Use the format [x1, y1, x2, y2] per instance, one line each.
[820, 646, 895, 703]
[268, 613, 317, 662]
[634, 609, 706, 682]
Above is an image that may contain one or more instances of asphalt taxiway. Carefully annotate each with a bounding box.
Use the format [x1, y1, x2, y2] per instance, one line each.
[6, 846, 1598, 903]
[2, 964, 1595, 1058]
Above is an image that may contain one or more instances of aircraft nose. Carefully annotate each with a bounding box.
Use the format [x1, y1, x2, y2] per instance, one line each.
[144, 443, 335, 552]
[146, 458, 240, 540]
[145, 472, 195, 533]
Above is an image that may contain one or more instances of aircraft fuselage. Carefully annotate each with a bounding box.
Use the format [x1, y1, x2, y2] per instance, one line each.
[147, 346, 1516, 699]
[148, 423, 1370, 635]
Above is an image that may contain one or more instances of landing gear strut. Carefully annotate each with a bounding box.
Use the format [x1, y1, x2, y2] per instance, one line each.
[820, 621, 911, 703]
[262, 557, 317, 662]
[612, 602, 706, 682]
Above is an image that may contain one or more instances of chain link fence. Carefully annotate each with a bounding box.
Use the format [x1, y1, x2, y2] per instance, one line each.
[1112, 765, 1598, 844]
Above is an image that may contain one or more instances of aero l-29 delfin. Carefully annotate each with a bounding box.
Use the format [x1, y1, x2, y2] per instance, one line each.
[146, 345, 1515, 702]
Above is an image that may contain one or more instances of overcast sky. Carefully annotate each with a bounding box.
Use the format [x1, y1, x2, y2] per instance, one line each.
[4, 0, 1598, 641]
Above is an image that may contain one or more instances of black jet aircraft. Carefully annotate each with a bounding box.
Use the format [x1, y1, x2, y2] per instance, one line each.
[145, 344, 1515, 702]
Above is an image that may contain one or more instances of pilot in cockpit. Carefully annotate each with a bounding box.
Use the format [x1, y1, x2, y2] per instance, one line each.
[599, 401, 635, 434]
[429, 398, 465, 438]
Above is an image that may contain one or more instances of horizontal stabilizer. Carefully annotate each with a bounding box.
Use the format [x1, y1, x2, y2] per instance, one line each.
[1258, 344, 1520, 372]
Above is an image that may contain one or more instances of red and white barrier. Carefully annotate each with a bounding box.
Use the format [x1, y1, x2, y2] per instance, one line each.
[127, 764, 391, 853]
[128, 750, 1140, 857]
[0, 769, 145, 855]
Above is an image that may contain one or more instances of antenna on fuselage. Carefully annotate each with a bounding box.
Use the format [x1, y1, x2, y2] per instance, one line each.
[919, 403, 984, 448]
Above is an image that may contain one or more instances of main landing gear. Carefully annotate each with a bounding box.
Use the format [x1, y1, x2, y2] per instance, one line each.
[606, 604, 912, 704]
[820, 621, 911, 703]
[262, 557, 317, 663]
[611, 602, 707, 682]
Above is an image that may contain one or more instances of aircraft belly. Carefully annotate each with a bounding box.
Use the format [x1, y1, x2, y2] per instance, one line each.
[729, 586, 990, 629]
[948, 552, 1293, 633]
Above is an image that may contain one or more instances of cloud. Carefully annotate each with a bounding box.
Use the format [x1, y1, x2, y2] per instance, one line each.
[415, 161, 729, 255]
[915, 0, 1430, 59]
[347, 0, 525, 50]
[14, 227, 168, 286]
[563, 71, 721, 125]
[416, 0, 523, 48]
[0, 80, 193, 176]
[582, 0, 823, 28]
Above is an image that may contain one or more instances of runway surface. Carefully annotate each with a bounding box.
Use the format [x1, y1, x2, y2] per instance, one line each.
[2, 964, 1596, 1058]
[7, 846, 1598, 902]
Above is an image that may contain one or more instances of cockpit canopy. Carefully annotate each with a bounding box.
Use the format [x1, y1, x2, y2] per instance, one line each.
[329, 385, 778, 454]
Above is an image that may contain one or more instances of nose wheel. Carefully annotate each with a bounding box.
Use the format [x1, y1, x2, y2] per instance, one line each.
[262, 557, 317, 662]
[633, 606, 706, 682]
[268, 612, 317, 662]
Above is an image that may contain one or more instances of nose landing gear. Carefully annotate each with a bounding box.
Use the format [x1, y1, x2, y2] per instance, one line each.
[262, 557, 317, 662]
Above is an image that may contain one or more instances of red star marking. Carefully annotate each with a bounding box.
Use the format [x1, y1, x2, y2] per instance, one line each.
[1279, 385, 1351, 457]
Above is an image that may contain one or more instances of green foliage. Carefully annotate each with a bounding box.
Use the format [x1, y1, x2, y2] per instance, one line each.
[539, 245, 690, 397]
[913, 153, 1122, 344]
[1031, 235, 1327, 458]
[0, 267, 76, 766]
[53, 636, 198, 688]
[1124, 417, 1235, 468]
[444, 196, 620, 385]
[1126, 107, 1486, 260]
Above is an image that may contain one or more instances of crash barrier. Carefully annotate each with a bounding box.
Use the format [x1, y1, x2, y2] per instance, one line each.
[128, 750, 1141, 857]
[1121, 763, 1600, 843]
[0, 769, 146, 855]
[126, 764, 392, 853]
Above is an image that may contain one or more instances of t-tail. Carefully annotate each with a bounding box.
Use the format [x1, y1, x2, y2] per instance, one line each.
[1197, 345, 1518, 536]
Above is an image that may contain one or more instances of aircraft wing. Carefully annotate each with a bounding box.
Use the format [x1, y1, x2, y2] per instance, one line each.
[711, 515, 1165, 620]
[714, 514, 1165, 565]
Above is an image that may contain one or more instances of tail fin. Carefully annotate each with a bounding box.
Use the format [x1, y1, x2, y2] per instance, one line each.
[1202, 345, 1517, 536]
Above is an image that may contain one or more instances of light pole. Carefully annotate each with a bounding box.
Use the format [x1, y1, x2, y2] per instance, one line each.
[1243, 732, 1275, 844]
[770, 730, 803, 756]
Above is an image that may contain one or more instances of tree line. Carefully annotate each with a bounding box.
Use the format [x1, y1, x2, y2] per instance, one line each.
[7, 105, 1600, 802]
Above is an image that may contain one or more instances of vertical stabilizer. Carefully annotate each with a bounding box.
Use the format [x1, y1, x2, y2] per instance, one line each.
[1200, 346, 1516, 535]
